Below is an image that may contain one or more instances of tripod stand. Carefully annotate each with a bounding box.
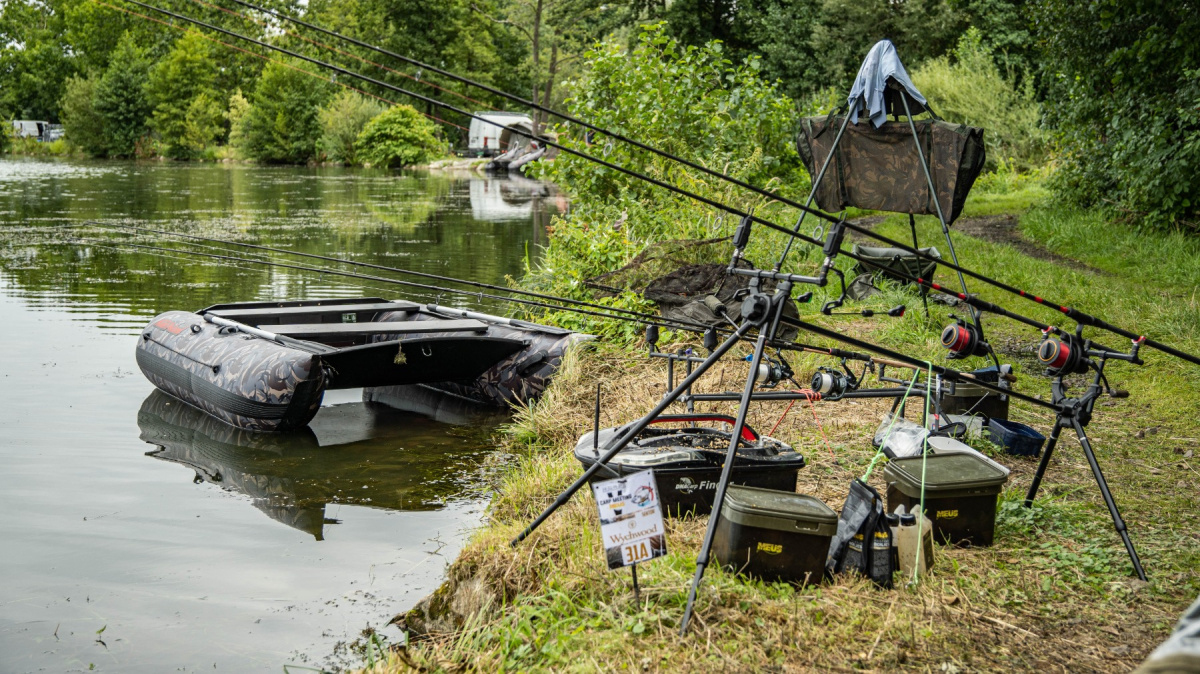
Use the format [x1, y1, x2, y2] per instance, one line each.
[1023, 335, 1148, 581]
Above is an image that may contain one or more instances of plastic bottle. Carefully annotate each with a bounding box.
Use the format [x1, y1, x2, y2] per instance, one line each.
[896, 513, 935, 579]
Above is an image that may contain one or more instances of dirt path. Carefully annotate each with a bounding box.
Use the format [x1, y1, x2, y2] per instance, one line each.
[954, 214, 1107, 275]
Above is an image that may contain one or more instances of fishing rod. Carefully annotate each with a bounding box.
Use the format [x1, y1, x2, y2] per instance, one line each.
[94, 0, 469, 131]
[114, 0, 1200, 370]
[218, 0, 1200, 368]
[833, 219, 1200, 366]
[211, 0, 836, 223]
[72, 220, 720, 334]
[70, 228, 909, 371]
[113, 0, 840, 232]
[99, 0, 1065, 352]
[74, 236, 718, 331]
[184, 0, 490, 110]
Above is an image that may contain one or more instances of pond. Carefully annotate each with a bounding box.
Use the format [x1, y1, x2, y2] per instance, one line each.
[0, 157, 561, 672]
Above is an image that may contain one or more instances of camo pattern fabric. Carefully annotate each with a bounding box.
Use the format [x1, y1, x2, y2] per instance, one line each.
[365, 311, 591, 407]
[135, 311, 327, 432]
[797, 115, 986, 224]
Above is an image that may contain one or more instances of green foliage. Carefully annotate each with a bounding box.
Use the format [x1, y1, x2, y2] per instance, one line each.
[0, 123, 11, 154]
[318, 90, 385, 165]
[524, 25, 807, 337]
[0, 0, 77, 121]
[146, 31, 221, 159]
[59, 74, 105, 155]
[648, 0, 1035, 103]
[226, 90, 251, 157]
[92, 33, 152, 158]
[544, 24, 803, 203]
[355, 105, 443, 169]
[238, 60, 331, 164]
[910, 28, 1048, 171]
[1038, 0, 1200, 230]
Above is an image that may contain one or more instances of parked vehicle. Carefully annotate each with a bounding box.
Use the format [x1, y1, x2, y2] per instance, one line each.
[467, 111, 533, 157]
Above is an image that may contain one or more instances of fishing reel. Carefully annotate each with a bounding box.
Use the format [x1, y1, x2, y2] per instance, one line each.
[1038, 333, 1089, 376]
[940, 313, 989, 359]
[811, 367, 853, 399]
[748, 354, 793, 388]
[809, 358, 866, 401]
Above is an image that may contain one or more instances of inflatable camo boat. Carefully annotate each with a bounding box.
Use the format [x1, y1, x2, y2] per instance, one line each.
[136, 297, 587, 431]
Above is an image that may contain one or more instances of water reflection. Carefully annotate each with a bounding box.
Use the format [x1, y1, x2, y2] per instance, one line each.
[0, 158, 558, 671]
[138, 389, 506, 540]
[0, 159, 559, 320]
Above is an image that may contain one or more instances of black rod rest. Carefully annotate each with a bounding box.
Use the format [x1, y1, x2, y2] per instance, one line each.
[1024, 338, 1147, 581]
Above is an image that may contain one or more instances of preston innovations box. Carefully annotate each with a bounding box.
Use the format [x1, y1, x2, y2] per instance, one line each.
[574, 414, 806, 517]
[712, 485, 838, 585]
[883, 449, 1009, 546]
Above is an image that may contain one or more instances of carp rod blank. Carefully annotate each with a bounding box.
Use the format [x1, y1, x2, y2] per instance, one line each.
[114, 0, 1200, 368]
[198, 0, 1200, 368]
[70, 226, 897, 364]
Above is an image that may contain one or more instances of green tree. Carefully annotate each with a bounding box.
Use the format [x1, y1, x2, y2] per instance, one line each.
[239, 60, 331, 163]
[180, 91, 226, 157]
[0, 0, 77, 120]
[146, 31, 221, 158]
[93, 33, 152, 157]
[355, 105, 444, 168]
[226, 90, 251, 156]
[59, 73, 106, 155]
[1038, 0, 1200, 229]
[318, 90, 385, 164]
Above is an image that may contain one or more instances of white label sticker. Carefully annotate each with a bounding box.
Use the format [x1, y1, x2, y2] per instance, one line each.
[592, 469, 667, 570]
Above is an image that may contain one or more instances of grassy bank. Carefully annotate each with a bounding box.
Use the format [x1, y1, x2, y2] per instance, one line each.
[359, 178, 1200, 672]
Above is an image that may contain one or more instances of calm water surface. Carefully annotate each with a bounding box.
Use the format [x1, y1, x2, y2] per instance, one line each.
[0, 158, 560, 672]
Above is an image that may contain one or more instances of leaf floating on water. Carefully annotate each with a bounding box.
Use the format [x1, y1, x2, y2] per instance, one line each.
[95, 625, 106, 636]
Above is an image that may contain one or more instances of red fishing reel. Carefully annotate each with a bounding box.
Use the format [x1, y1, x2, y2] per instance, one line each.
[1038, 334, 1089, 376]
[940, 315, 989, 359]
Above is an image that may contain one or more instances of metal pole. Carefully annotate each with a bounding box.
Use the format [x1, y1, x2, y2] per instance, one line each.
[1070, 416, 1147, 580]
[1024, 419, 1064, 507]
[775, 108, 856, 271]
[680, 327, 772, 634]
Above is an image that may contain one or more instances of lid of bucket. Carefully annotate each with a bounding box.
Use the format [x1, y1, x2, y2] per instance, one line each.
[884, 450, 1009, 494]
[723, 484, 837, 524]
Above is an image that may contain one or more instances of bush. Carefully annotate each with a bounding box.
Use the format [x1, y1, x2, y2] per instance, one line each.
[910, 28, 1047, 171]
[239, 60, 331, 163]
[318, 90, 385, 164]
[1038, 0, 1200, 230]
[521, 25, 809, 339]
[544, 23, 804, 205]
[355, 105, 443, 169]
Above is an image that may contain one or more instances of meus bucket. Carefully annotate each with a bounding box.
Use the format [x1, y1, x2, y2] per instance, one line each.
[883, 450, 1009, 546]
[712, 485, 838, 584]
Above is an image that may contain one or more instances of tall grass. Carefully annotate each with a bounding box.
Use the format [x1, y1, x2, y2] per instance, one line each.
[911, 28, 1048, 171]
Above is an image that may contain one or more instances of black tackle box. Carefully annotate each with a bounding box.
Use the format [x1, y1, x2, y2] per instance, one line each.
[883, 449, 1009, 546]
[712, 485, 838, 585]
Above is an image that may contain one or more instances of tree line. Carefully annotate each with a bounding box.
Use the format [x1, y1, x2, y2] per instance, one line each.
[1, 0, 1197, 226]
